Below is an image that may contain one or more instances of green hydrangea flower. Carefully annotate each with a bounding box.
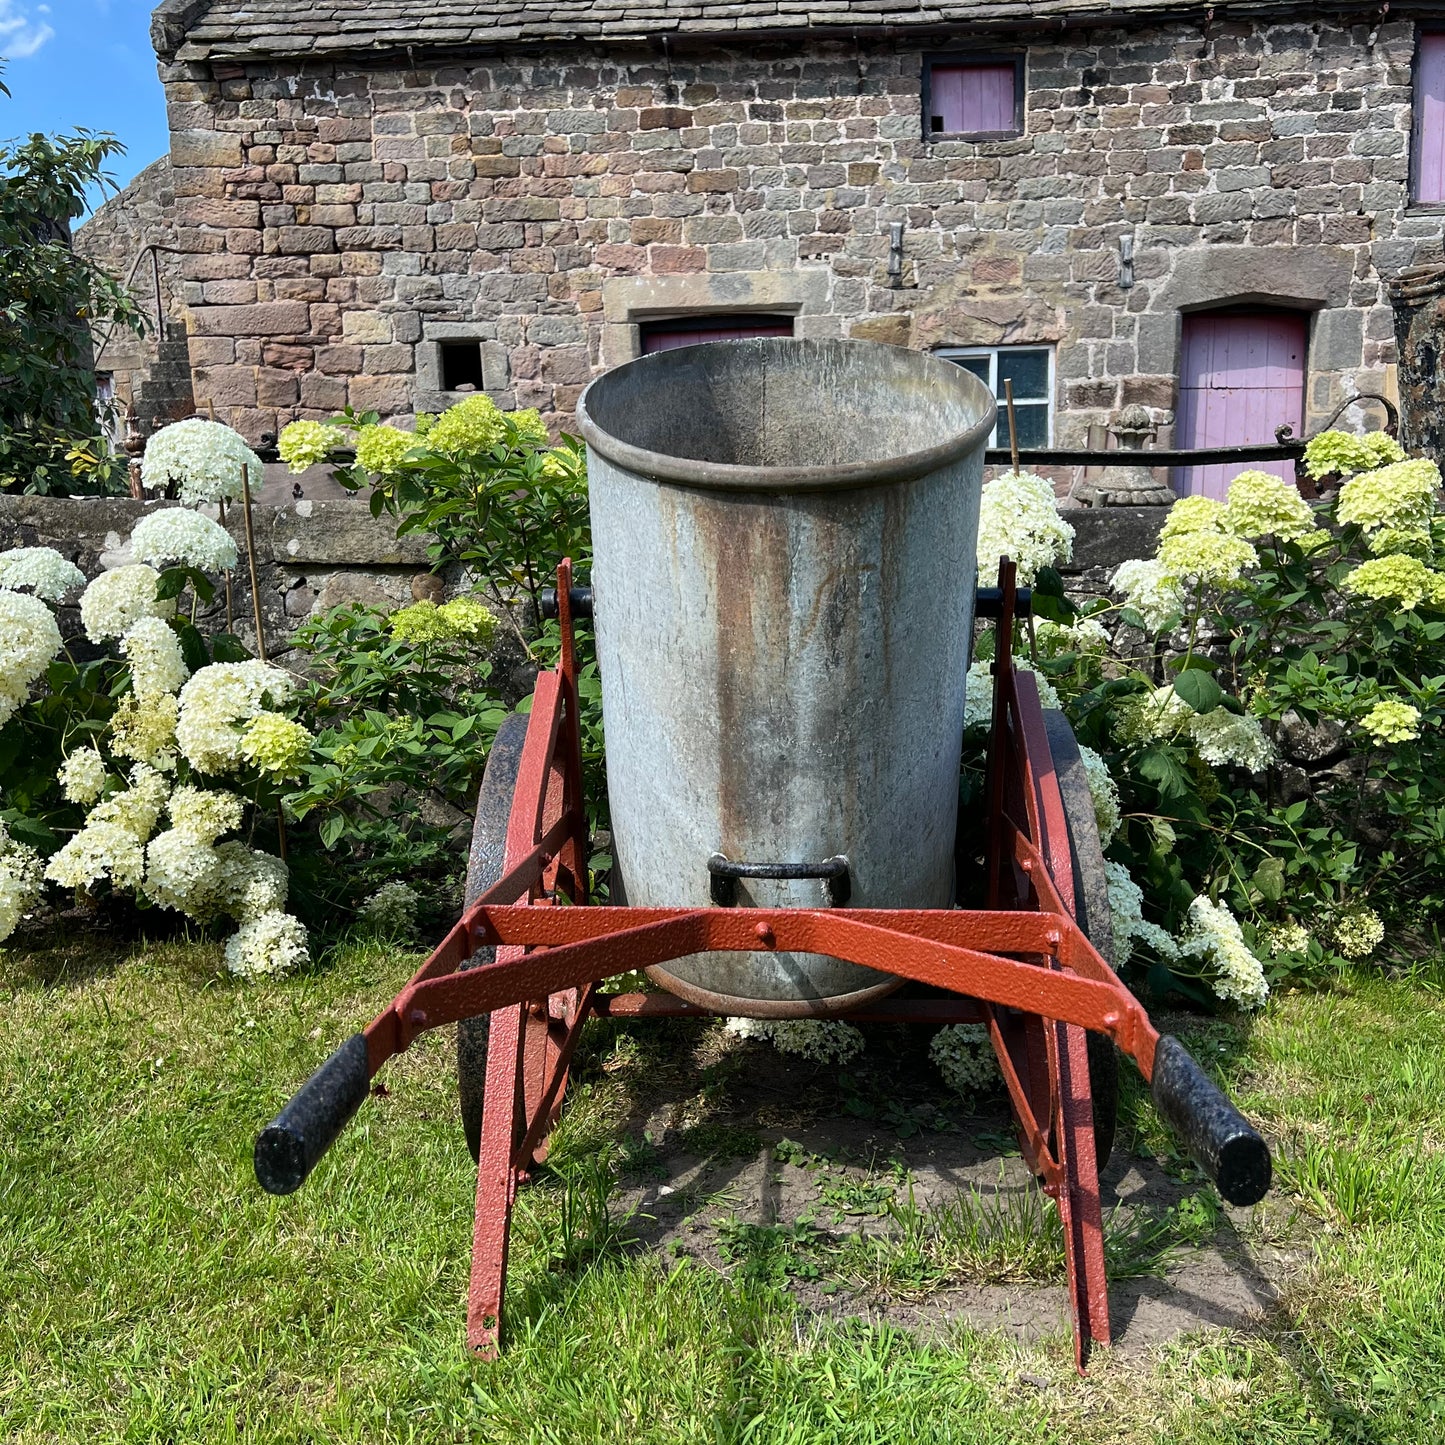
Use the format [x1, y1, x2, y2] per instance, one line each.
[1303, 428, 1405, 481]
[277, 420, 345, 474]
[1360, 700, 1422, 745]
[1159, 495, 1226, 541]
[239, 712, 312, 780]
[354, 423, 417, 475]
[426, 395, 505, 457]
[388, 595, 498, 646]
[1222, 470, 1319, 543]
[1342, 555, 1445, 611]
[1335, 458, 1440, 533]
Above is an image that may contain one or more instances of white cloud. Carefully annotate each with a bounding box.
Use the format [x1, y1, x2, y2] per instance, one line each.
[0, 1, 55, 59]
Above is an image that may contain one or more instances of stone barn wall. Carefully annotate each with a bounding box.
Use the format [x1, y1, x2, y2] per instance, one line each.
[152, 17, 1425, 448]
[74, 157, 197, 436]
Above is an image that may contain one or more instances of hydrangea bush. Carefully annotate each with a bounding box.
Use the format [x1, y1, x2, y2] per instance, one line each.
[973, 434, 1443, 1006]
[279, 396, 589, 620]
[0, 516, 315, 973]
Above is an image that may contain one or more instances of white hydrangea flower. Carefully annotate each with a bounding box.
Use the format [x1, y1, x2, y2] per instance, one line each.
[1037, 617, 1111, 657]
[120, 616, 190, 701]
[214, 842, 289, 921]
[129, 508, 239, 573]
[44, 820, 146, 892]
[1077, 744, 1122, 843]
[0, 591, 64, 729]
[929, 1022, 1000, 1097]
[167, 785, 245, 845]
[976, 470, 1075, 585]
[723, 1016, 865, 1064]
[1260, 920, 1310, 957]
[962, 658, 1060, 729]
[175, 661, 295, 775]
[0, 546, 85, 602]
[86, 763, 170, 844]
[1115, 685, 1195, 745]
[1111, 558, 1186, 635]
[58, 746, 108, 805]
[1104, 859, 1180, 969]
[1178, 896, 1270, 1010]
[141, 419, 264, 505]
[360, 880, 420, 935]
[224, 910, 310, 979]
[79, 565, 175, 643]
[0, 822, 43, 943]
[1331, 907, 1384, 960]
[143, 828, 224, 917]
[1188, 707, 1275, 772]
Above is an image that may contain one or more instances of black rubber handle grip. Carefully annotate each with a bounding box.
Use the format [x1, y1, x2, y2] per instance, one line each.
[254, 1034, 371, 1195]
[1151, 1034, 1271, 1206]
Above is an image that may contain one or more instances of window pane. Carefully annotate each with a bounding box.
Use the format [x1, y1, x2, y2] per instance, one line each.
[929, 63, 1016, 135]
[1009, 402, 1050, 449]
[997, 348, 1049, 400]
[947, 355, 992, 385]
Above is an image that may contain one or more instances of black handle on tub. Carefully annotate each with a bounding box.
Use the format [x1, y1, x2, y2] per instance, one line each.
[1150, 1034, 1271, 1206]
[975, 585, 1032, 619]
[707, 853, 851, 908]
[540, 586, 593, 620]
[255, 1034, 371, 1195]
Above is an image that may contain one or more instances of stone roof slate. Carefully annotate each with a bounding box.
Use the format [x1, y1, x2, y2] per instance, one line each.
[155, 0, 1251, 62]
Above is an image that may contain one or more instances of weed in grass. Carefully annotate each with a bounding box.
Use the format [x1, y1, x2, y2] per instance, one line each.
[675, 1122, 762, 1160]
[715, 1217, 831, 1287]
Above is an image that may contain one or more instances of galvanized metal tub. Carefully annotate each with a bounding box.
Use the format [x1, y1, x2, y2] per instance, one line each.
[577, 338, 995, 1017]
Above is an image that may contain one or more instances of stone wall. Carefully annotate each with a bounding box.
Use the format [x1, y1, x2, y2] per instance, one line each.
[74, 157, 197, 435]
[0, 493, 437, 664]
[0, 493, 1160, 663]
[152, 17, 1425, 449]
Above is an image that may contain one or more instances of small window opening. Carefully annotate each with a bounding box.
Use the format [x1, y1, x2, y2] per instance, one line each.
[440, 341, 485, 391]
[639, 314, 794, 354]
[924, 55, 1024, 140]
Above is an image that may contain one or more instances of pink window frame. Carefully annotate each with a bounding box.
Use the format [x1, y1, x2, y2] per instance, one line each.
[1413, 29, 1445, 204]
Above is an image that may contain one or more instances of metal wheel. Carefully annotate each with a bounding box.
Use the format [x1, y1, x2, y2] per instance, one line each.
[458, 712, 531, 1164]
[1042, 709, 1120, 1170]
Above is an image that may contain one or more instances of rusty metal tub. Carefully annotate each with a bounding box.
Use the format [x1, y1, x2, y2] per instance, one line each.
[577, 337, 995, 1016]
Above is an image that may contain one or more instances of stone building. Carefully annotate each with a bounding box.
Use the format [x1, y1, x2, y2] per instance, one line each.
[74, 156, 196, 438]
[125, 0, 1443, 494]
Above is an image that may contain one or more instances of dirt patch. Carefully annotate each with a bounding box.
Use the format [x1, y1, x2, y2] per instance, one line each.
[580, 1016, 1305, 1358]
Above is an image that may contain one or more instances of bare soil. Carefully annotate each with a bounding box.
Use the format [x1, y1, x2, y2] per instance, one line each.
[587, 1014, 1304, 1357]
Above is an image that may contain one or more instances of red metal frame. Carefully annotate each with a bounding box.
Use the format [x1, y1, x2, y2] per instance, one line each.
[353, 560, 1161, 1371]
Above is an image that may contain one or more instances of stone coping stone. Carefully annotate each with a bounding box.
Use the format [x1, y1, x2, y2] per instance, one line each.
[0, 494, 432, 569]
[1062, 505, 1170, 572]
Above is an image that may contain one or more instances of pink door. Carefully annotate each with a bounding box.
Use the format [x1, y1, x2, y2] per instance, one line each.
[1174, 311, 1306, 499]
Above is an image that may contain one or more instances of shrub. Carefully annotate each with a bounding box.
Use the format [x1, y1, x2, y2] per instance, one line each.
[988, 441, 1444, 1004]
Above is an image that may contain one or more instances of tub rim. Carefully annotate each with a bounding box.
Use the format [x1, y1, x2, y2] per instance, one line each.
[576, 336, 997, 494]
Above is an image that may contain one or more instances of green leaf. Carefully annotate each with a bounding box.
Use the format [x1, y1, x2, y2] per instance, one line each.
[176, 622, 209, 674]
[1136, 745, 1194, 800]
[209, 633, 251, 663]
[155, 568, 190, 602]
[1173, 670, 1223, 714]
[1252, 856, 1285, 903]
[319, 812, 346, 849]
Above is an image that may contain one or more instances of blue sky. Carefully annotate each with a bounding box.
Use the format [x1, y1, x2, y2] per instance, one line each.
[1, 0, 170, 209]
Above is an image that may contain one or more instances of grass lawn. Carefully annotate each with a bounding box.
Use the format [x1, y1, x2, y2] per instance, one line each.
[2, 930, 1443, 1443]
